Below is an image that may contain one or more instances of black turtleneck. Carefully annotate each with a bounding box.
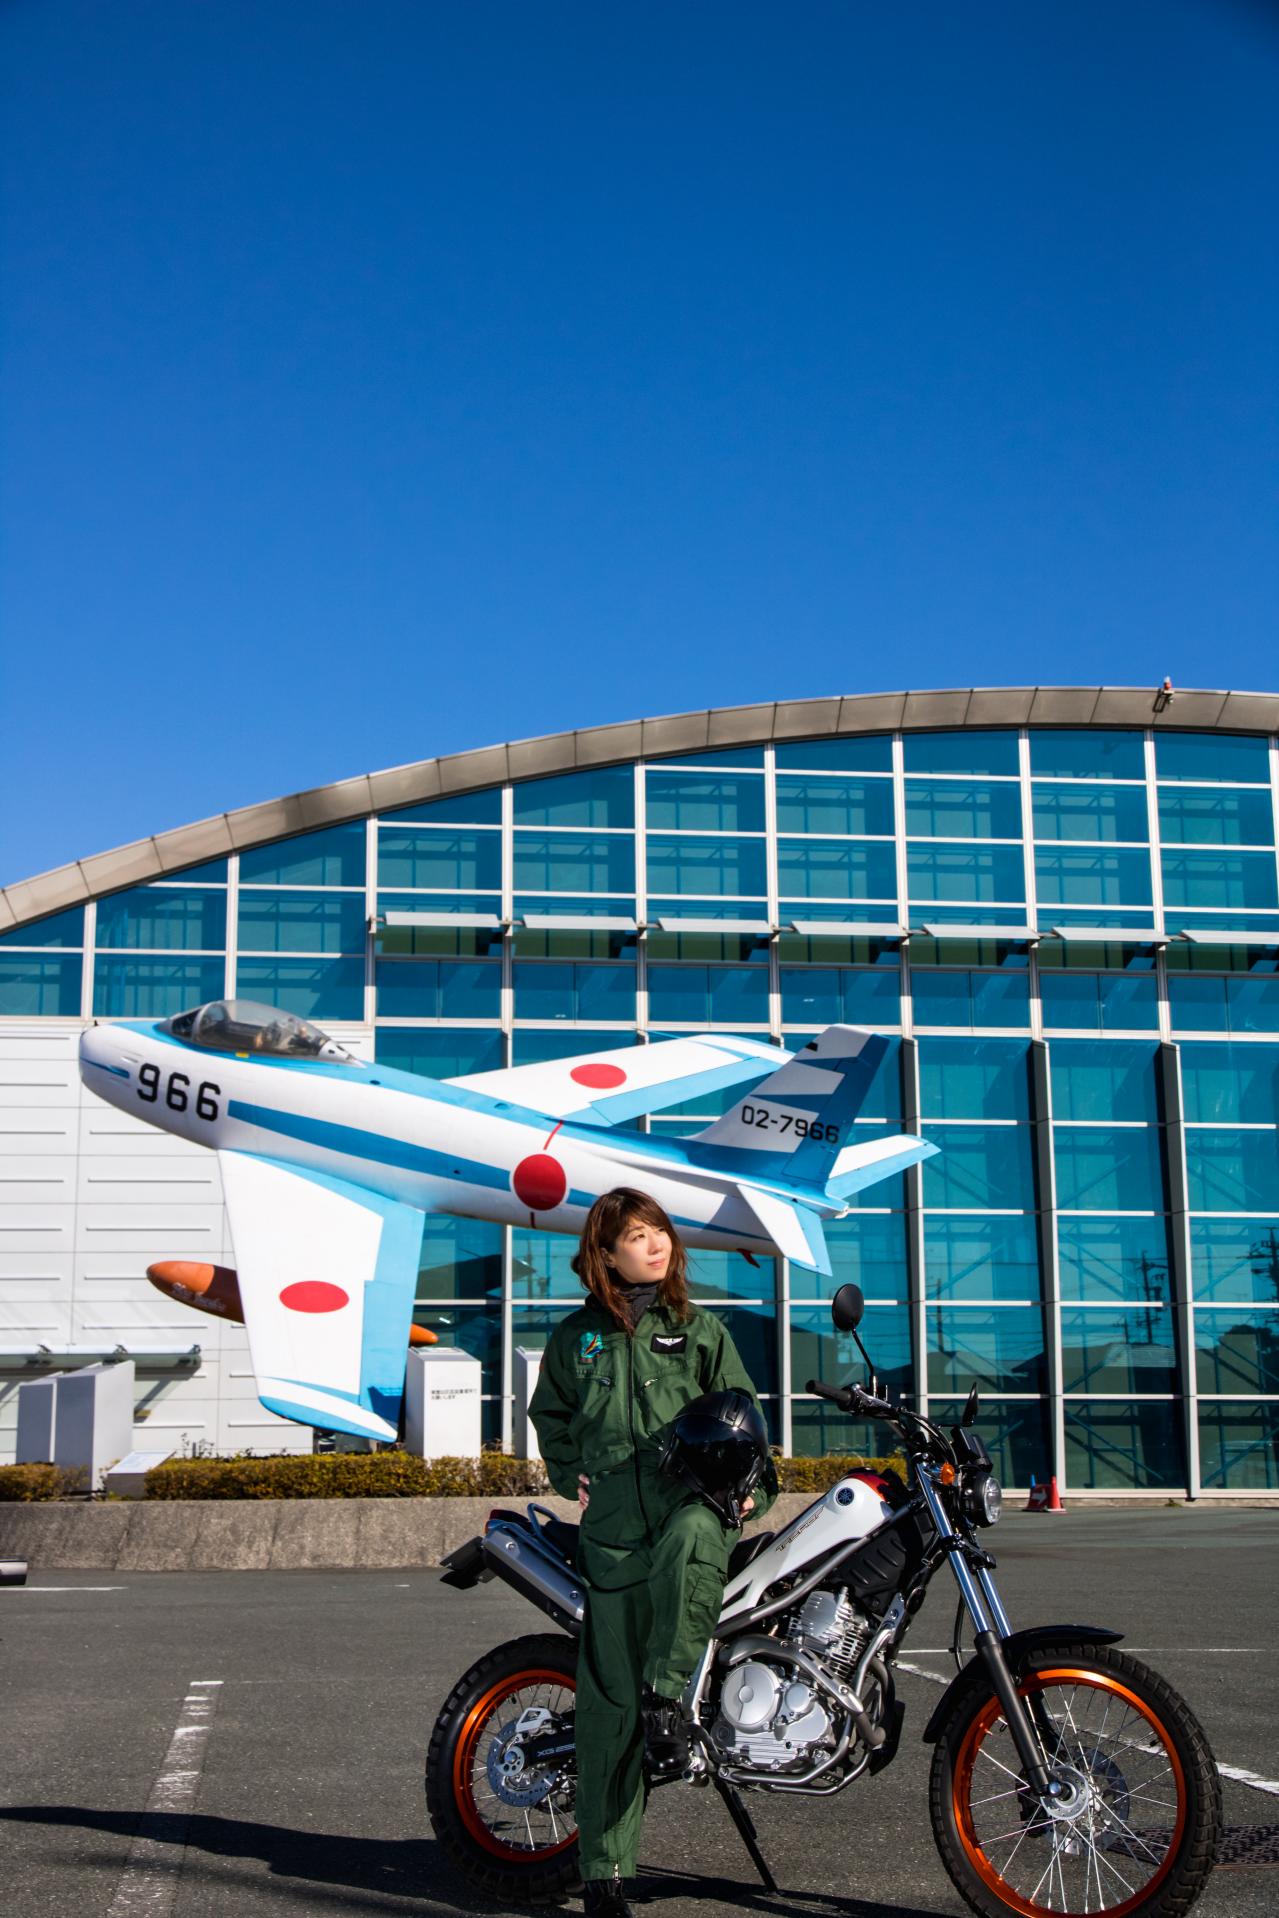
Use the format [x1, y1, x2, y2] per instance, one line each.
[618, 1280, 659, 1331]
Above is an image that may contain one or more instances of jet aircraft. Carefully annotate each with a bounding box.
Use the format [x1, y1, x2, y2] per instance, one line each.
[78, 1000, 936, 1442]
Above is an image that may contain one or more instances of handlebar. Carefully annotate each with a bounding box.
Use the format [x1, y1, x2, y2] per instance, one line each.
[805, 1378, 894, 1418]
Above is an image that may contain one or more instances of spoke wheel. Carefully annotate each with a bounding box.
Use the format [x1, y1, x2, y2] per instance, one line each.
[427, 1633, 581, 1902]
[930, 1642, 1220, 1918]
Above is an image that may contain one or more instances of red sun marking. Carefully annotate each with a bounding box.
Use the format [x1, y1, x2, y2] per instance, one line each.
[280, 1280, 349, 1314]
[512, 1154, 568, 1211]
[570, 1062, 628, 1089]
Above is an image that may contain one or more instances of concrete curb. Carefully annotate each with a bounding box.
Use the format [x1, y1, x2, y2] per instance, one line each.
[0, 1493, 1274, 1573]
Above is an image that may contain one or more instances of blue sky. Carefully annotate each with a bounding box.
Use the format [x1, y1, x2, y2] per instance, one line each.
[2, 1, 1276, 887]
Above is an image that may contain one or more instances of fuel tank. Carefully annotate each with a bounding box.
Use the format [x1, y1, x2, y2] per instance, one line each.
[718, 1474, 893, 1625]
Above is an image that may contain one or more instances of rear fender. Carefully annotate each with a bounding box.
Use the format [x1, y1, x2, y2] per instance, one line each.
[920, 1624, 1125, 1743]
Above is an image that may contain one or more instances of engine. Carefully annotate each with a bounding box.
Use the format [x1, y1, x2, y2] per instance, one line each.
[709, 1586, 875, 1774]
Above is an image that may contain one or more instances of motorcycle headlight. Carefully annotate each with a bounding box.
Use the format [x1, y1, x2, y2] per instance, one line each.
[962, 1471, 1002, 1528]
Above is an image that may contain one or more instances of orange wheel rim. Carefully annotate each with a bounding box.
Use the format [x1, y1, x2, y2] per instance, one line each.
[452, 1667, 578, 1861]
[952, 1667, 1188, 1917]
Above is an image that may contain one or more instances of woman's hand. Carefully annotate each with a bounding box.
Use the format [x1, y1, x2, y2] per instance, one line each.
[741, 1495, 755, 1517]
[578, 1474, 590, 1510]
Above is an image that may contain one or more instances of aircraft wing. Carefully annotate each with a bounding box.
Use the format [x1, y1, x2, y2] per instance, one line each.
[217, 1150, 426, 1442]
[446, 1032, 790, 1125]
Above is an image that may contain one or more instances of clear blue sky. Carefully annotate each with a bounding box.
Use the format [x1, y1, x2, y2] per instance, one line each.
[2, 1, 1276, 887]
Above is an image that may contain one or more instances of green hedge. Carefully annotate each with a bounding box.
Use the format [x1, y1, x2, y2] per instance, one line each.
[0, 1463, 88, 1502]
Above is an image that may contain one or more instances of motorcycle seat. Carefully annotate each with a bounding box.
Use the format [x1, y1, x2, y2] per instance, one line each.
[727, 1529, 775, 1579]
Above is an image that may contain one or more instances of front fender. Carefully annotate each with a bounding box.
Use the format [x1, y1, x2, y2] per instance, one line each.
[920, 1624, 1125, 1743]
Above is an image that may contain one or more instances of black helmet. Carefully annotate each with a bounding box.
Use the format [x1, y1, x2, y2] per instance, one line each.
[658, 1388, 769, 1527]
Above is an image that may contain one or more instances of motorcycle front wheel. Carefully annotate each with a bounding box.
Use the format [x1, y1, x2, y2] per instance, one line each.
[929, 1639, 1221, 1918]
[426, 1632, 581, 1903]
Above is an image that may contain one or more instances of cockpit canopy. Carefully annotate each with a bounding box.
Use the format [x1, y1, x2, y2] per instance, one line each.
[164, 1000, 355, 1062]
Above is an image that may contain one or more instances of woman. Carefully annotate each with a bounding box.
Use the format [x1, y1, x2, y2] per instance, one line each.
[529, 1186, 778, 1915]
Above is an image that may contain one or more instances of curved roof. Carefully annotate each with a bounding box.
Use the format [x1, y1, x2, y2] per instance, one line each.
[4, 683, 1277, 935]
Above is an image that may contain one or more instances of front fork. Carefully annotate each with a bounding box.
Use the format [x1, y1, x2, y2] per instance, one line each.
[916, 1467, 1059, 1802]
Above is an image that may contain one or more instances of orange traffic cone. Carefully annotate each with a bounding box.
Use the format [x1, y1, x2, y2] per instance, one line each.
[1043, 1475, 1065, 1513]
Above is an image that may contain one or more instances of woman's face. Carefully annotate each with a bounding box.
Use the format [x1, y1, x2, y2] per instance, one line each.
[604, 1214, 672, 1286]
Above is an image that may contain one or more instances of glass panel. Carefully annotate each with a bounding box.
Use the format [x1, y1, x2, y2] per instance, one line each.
[774, 775, 894, 836]
[1190, 1219, 1279, 1303]
[1040, 971, 1159, 1032]
[1063, 1404, 1185, 1490]
[0, 953, 82, 1015]
[644, 771, 765, 832]
[1156, 732, 1271, 784]
[1185, 1129, 1279, 1212]
[93, 955, 224, 1018]
[511, 1029, 641, 1065]
[651, 965, 773, 1026]
[928, 1399, 1051, 1486]
[1034, 847, 1153, 906]
[1028, 730, 1145, 780]
[776, 838, 897, 899]
[1161, 850, 1279, 912]
[375, 1027, 504, 1079]
[512, 767, 634, 828]
[781, 966, 902, 1027]
[417, 1214, 504, 1302]
[1197, 1401, 1279, 1490]
[1053, 1126, 1166, 1212]
[378, 828, 502, 892]
[1049, 1040, 1160, 1122]
[239, 824, 365, 887]
[237, 891, 365, 954]
[793, 1302, 912, 1398]
[96, 887, 226, 951]
[912, 970, 1030, 1029]
[513, 962, 636, 1023]
[923, 1128, 1036, 1210]
[162, 859, 228, 884]
[924, 1216, 1042, 1300]
[649, 745, 765, 769]
[376, 958, 501, 1021]
[512, 831, 637, 894]
[907, 845, 1025, 903]
[1180, 1043, 1279, 1124]
[902, 731, 1020, 776]
[644, 835, 766, 897]
[774, 736, 893, 773]
[1169, 975, 1279, 1036]
[926, 1307, 1046, 1392]
[233, 956, 365, 1020]
[1158, 786, 1274, 847]
[905, 781, 1022, 838]
[787, 1213, 907, 1302]
[702, 1303, 778, 1397]
[384, 788, 503, 825]
[1032, 784, 1149, 843]
[682, 1248, 778, 1304]
[1060, 1309, 1177, 1392]
[843, 967, 904, 1024]
[789, 1403, 910, 1463]
[917, 1039, 1031, 1120]
[1194, 1308, 1279, 1394]
[0, 906, 84, 949]
[1058, 1216, 1172, 1303]
[512, 1228, 584, 1301]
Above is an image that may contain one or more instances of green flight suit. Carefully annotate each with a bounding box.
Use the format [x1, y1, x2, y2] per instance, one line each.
[529, 1296, 778, 1882]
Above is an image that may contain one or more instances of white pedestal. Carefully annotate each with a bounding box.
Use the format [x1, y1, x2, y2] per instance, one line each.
[103, 1450, 175, 1499]
[513, 1347, 543, 1459]
[15, 1376, 57, 1463]
[53, 1361, 136, 1491]
[404, 1348, 482, 1459]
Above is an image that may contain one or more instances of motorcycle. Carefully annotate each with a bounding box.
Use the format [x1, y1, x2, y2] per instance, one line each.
[426, 1283, 1221, 1916]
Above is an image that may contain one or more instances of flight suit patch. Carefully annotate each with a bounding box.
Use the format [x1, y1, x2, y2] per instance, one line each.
[578, 1330, 605, 1365]
[650, 1333, 688, 1355]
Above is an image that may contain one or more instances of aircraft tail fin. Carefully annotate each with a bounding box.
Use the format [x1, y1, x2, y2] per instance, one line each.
[689, 1025, 889, 1186]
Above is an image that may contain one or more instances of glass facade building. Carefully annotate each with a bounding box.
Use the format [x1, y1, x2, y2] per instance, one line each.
[2, 692, 1278, 1492]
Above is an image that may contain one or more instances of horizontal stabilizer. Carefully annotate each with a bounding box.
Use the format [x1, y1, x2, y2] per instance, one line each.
[735, 1185, 832, 1276]
[825, 1133, 938, 1202]
[448, 1032, 788, 1126]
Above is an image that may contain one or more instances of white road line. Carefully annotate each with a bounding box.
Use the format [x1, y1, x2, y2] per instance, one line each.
[106, 1679, 222, 1917]
[8, 1585, 126, 1593]
[895, 1660, 1279, 1800]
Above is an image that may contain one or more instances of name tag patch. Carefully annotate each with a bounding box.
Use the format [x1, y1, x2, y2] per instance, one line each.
[650, 1333, 688, 1355]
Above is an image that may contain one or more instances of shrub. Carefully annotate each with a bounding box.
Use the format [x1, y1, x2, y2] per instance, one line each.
[143, 1451, 552, 1501]
[0, 1462, 88, 1502]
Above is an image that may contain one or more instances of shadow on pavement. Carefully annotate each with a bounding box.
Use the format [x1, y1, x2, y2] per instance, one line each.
[0, 1805, 944, 1916]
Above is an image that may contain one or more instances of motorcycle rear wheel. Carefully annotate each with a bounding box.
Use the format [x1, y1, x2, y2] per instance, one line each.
[929, 1639, 1220, 1918]
[426, 1632, 581, 1903]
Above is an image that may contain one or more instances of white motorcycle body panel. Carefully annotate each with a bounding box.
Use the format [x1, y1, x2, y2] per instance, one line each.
[718, 1476, 893, 1626]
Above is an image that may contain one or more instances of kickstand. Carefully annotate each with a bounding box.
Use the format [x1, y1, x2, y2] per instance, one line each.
[713, 1777, 778, 1893]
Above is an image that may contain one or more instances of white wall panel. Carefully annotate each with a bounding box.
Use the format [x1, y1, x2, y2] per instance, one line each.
[0, 1109, 79, 1154]
[0, 1158, 78, 1206]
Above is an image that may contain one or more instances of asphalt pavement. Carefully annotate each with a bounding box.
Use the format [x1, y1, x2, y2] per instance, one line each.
[0, 1508, 1275, 1917]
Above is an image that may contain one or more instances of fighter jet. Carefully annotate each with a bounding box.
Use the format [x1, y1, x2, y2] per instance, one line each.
[78, 1001, 935, 1442]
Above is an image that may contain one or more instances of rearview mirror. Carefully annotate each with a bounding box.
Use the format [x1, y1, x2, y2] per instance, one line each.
[831, 1283, 865, 1332]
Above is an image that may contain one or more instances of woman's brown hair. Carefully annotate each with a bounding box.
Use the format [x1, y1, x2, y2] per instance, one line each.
[571, 1187, 692, 1334]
